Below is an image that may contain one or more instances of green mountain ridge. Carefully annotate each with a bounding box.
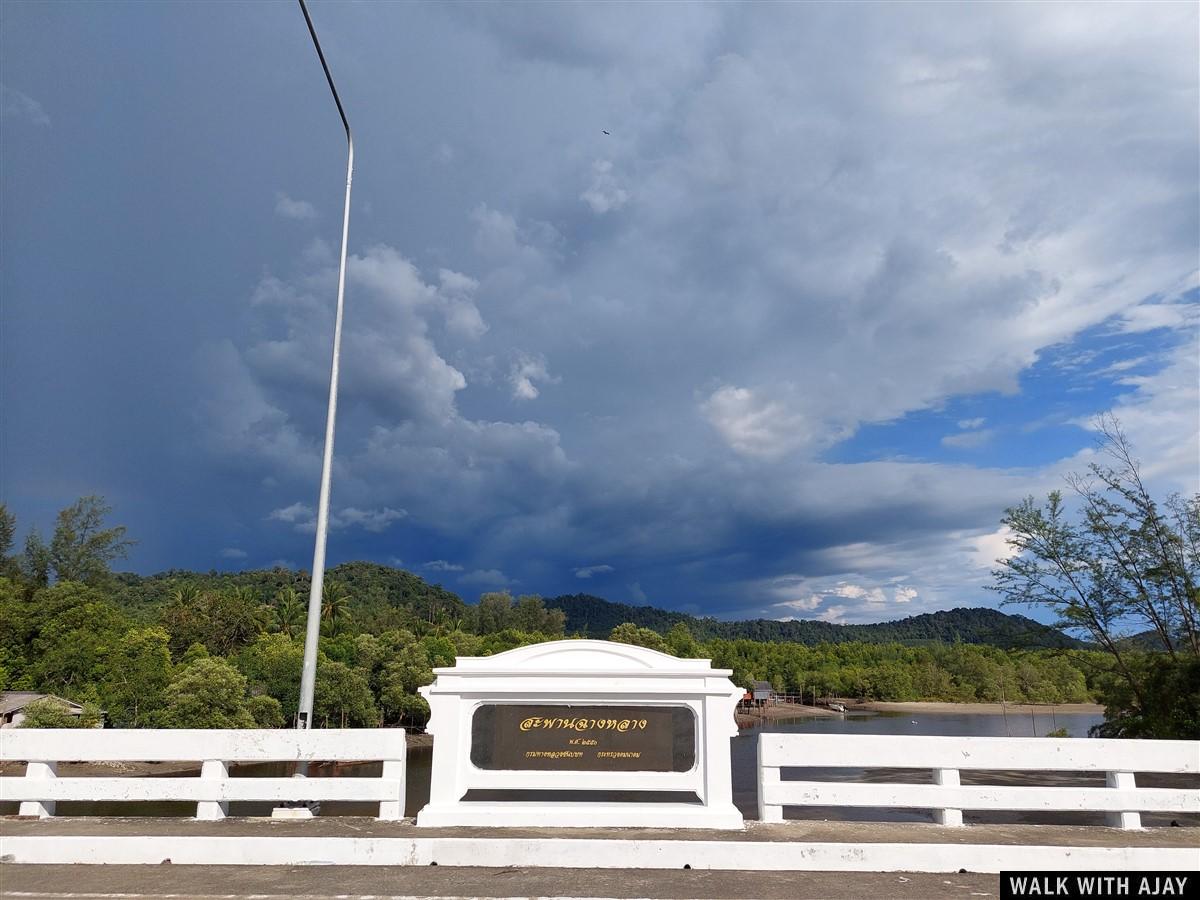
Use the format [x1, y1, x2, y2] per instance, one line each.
[545, 593, 1083, 650]
[113, 562, 1079, 650]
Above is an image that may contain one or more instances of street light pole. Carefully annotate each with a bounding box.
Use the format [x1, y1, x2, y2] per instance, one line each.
[296, 0, 353, 729]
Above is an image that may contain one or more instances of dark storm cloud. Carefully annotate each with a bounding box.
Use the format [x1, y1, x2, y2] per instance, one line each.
[3, 1, 1196, 623]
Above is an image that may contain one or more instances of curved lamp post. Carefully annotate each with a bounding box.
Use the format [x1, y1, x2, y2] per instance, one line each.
[296, 0, 352, 729]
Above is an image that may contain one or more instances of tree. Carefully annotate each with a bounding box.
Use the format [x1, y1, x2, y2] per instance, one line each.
[314, 659, 378, 727]
[21, 529, 51, 588]
[30, 600, 130, 693]
[20, 697, 101, 728]
[991, 418, 1199, 737]
[158, 658, 256, 728]
[388, 693, 430, 728]
[159, 586, 267, 657]
[666, 623, 700, 658]
[321, 581, 352, 636]
[992, 491, 1136, 687]
[48, 496, 134, 584]
[1065, 418, 1199, 656]
[379, 643, 433, 724]
[97, 626, 173, 727]
[476, 592, 512, 634]
[511, 594, 566, 635]
[0, 503, 15, 571]
[271, 587, 305, 639]
[609, 622, 669, 653]
[246, 694, 285, 728]
[237, 633, 304, 720]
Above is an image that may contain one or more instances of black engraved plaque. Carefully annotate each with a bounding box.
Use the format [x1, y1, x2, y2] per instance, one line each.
[470, 704, 697, 772]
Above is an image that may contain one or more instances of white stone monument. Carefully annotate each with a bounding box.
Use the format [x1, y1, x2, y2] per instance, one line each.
[416, 639, 744, 829]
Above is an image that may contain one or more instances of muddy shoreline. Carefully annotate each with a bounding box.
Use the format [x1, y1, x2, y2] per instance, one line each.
[735, 700, 1104, 730]
[852, 701, 1105, 716]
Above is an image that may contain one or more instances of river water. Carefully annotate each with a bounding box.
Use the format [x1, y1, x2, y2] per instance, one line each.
[10, 708, 1196, 825]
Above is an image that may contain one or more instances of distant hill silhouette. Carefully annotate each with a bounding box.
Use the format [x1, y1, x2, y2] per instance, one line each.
[113, 562, 1081, 650]
[546, 593, 1083, 650]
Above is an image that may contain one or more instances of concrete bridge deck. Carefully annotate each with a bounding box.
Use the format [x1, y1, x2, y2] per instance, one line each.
[3, 818, 1195, 899]
[4, 815, 1197, 847]
[0, 862, 1003, 900]
[2, 817, 1196, 874]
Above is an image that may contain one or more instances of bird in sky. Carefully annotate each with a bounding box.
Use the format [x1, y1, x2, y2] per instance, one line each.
[602, 130, 610, 135]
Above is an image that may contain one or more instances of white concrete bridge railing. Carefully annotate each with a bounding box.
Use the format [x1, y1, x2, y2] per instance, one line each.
[0, 728, 407, 821]
[757, 732, 1199, 829]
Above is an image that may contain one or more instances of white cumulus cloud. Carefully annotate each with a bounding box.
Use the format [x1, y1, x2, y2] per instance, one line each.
[274, 192, 317, 221]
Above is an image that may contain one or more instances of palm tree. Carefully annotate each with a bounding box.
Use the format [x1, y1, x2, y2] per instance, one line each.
[321, 582, 352, 635]
[272, 587, 305, 639]
[170, 583, 202, 607]
[219, 585, 268, 652]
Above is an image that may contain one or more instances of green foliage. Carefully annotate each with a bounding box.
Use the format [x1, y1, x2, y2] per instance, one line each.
[97, 626, 173, 727]
[158, 658, 255, 728]
[0, 495, 1150, 735]
[20, 696, 100, 728]
[315, 659, 378, 727]
[991, 419, 1198, 738]
[379, 645, 434, 720]
[0, 503, 15, 560]
[1091, 655, 1200, 739]
[389, 692, 430, 727]
[609, 622, 669, 653]
[246, 694, 285, 728]
[159, 586, 268, 657]
[271, 587, 305, 639]
[475, 592, 565, 636]
[321, 581, 353, 636]
[29, 597, 129, 693]
[48, 496, 134, 585]
[181, 642, 210, 664]
[237, 633, 304, 719]
[666, 623, 700, 658]
[21, 529, 50, 587]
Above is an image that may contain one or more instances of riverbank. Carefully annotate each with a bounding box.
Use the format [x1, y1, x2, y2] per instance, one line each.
[851, 701, 1105, 716]
[733, 699, 1105, 730]
[735, 702, 843, 727]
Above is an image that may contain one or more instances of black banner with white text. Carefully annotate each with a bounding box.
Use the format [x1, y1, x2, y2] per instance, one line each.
[1001, 872, 1195, 900]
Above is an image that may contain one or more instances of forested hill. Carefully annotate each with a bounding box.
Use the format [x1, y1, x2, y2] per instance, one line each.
[111, 563, 1078, 649]
[546, 593, 1082, 650]
[112, 561, 469, 633]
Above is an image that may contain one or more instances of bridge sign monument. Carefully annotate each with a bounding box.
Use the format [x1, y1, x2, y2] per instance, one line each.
[416, 639, 744, 829]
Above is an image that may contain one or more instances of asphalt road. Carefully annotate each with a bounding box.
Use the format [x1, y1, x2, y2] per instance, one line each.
[0, 864, 1000, 900]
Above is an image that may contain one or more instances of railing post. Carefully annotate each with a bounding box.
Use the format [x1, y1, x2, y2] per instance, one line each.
[19, 761, 57, 818]
[196, 759, 229, 821]
[378, 757, 406, 820]
[757, 737, 783, 823]
[1105, 770, 1141, 830]
[932, 768, 963, 827]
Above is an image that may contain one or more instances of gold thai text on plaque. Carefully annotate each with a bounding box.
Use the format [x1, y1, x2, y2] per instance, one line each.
[470, 704, 696, 772]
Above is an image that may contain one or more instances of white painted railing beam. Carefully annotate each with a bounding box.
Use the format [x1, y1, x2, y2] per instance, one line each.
[1, 729, 406, 821]
[757, 733, 1198, 829]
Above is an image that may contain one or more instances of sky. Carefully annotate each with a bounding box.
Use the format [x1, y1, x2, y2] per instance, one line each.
[2, 1, 1197, 626]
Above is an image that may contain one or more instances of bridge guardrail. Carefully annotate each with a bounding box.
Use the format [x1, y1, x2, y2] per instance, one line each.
[0, 729, 406, 821]
[756, 732, 1199, 829]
